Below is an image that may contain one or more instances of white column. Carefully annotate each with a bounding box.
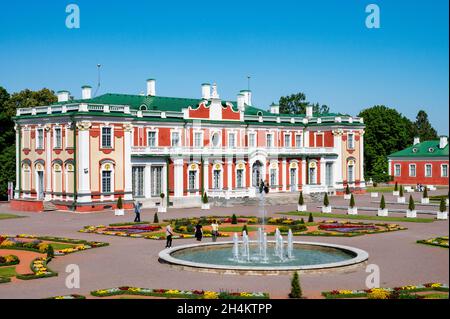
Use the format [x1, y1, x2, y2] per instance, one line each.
[144, 165, 151, 198]
[301, 158, 306, 187]
[14, 126, 20, 198]
[203, 160, 209, 193]
[123, 124, 133, 200]
[282, 158, 287, 191]
[77, 121, 91, 203]
[320, 157, 326, 186]
[388, 159, 392, 177]
[304, 131, 310, 147]
[227, 158, 233, 193]
[44, 126, 52, 200]
[174, 158, 184, 198]
[359, 132, 365, 187]
[333, 131, 343, 189]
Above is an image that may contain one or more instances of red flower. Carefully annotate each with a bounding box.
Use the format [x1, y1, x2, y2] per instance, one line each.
[119, 286, 130, 291]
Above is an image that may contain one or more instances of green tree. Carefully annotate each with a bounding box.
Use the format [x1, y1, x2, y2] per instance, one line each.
[399, 185, 404, 198]
[279, 93, 309, 114]
[0, 87, 56, 199]
[47, 245, 54, 259]
[423, 187, 428, 199]
[298, 191, 304, 205]
[358, 106, 415, 182]
[413, 110, 438, 141]
[345, 184, 351, 195]
[289, 271, 302, 298]
[116, 197, 123, 209]
[231, 214, 238, 225]
[202, 192, 208, 204]
[349, 194, 356, 208]
[439, 198, 446, 213]
[323, 193, 329, 207]
[153, 213, 159, 223]
[394, 182, 398, 191]
[380, 195, 386, 210]
[408, 195, 415, 211]
[308, 213, 314, 223]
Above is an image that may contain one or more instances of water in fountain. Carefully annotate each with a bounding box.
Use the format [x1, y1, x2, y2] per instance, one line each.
[278, 234, 284, 261]
[232, 233, 239, 260]
[287, 229, 293, 259]
[258, 227, 263, 257]
[274, 228, 281, 257]
[242, 231, 250, 262]
[263, 232, 268, 261]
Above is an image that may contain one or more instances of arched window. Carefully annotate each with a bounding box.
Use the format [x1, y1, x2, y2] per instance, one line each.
[52, 160, 63, 194]
[188, 163, 199, 192]
[236, 162, 246, 189]
[100, 161, 115, 193]
[212, 163, 222, 190]
[347, 159, 356, 183]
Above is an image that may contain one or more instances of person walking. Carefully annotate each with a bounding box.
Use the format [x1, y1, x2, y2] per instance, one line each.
[211, 219, 219, 242]
[194, 222, 203, 241]
[165, 224, 173, 248]
[133, 201, 141, 222]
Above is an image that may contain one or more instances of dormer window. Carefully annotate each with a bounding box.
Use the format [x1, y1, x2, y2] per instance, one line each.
[428, 147, 434, 153]
[139, 105, 147, 111]
[412, 148, 418, 153]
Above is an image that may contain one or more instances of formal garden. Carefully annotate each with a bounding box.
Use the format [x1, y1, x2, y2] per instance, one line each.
[417, 236, 449, 248]
[0, 234, 108, 283]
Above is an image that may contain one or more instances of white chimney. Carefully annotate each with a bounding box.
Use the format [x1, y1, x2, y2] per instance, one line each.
[237, 93, 245, 111]
[240, 90, 252, 106]
[305, 105, 313, 117]
[57, 90, 70, 102]
[269, 102, 279, 114]
[81, 85, 92, 99]
[146, 79, 156, 96]
[201, 83, 211, 99]
[439, 136, 448, 149]
[413, 137, 420, 145]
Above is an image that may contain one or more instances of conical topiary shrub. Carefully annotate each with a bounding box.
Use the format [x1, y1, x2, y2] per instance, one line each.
[47, 245, 54, 259]
[298, 192, 304, 205]
[231, 214, 238, 225]
[349, 194, 355, 208]
[345, 184, 351, 195]
[202, 192, 208, 204]
[308, 213, 314, 223]
[380, 195, 386, 210]
[423, 187, 428, 199]
[153, 212, 159, 223]
[439, 198, 446, 212]
[399, 185, 404, 197]
[289, 271, 302, 299]
[394, 182, 398, 191]
[117, 196, 123, 209]
[408, 195, 415, 211]
[242, 224, 248, 234]
[323, 193, 329, 207]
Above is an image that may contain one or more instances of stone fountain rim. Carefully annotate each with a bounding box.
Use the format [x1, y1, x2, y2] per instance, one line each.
[158, 240, 369, 272]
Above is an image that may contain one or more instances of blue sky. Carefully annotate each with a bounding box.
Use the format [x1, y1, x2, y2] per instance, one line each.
[0, 0, 448, 134]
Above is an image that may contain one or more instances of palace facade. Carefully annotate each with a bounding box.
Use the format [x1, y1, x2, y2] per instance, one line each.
[12, 79, 366, 211]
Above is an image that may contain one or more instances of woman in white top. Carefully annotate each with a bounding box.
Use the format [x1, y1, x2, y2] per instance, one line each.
[165, 224, 173, 248]
[211, 220, 219, 242]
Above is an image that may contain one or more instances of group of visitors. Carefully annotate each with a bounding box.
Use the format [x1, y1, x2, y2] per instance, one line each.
[415, 184, 426, 192]
[132, 201, 221, 249]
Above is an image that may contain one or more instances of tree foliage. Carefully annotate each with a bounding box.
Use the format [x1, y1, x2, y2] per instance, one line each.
[0, 87, 57, 199]
[278, 92, 330, 115]
[380, 194, 386, 210]
[298, 191, 304, 205]
[289, 271, 302, 298]
[413, 110, 438, 141]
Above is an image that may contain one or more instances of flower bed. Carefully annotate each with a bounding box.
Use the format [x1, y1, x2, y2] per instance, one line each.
[417, 236, 448, 248]
[0, 234, 108, 256]
[16, 257, 58, 280]
[46, 294, 86, 299]
[90, 286, 269, 299]
[0, 254, 19, 267]
[322, 283, 449, 299]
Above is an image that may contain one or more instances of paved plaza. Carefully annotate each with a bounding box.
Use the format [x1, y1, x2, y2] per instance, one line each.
[0, 190, 448, 299]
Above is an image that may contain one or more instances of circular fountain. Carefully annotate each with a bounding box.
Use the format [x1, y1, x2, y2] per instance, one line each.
[158, 186, 368, 275]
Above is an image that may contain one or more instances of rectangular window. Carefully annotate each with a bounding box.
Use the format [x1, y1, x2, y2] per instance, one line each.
[37, 129, 44, 149]
[394, 164, 401, 177]
[147, 131, 156, 147]
[228, 133, 236, 148]
[284, 134, 291, 148]
[236, 169, 244, 188]
[409, 164, 416, 177]
[189, 170, 197, 191]
[295, 134, 302, 147]
[442, 164, 448, 177]
[347, 133, 355, 149]
[132, 167, 144, 197]
[194, 132, 202, 147]
[266, 134, 273, 148]
[101, 127, 112, 148]
[213, 170, 221, 189]
[326, 163, 333, 186]
[425, 164, 432, 177]
[348, 165, 354, 183]
[270, 169, 277, 186]
[151, 166, 162, 196]
[249, 133, 256, 147]
[54, 127, 62, 148]
[102, 171, 111, 193]
[171, 131, 180, 147]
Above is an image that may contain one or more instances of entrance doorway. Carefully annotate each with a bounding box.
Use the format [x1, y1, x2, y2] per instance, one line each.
[252, 161, 262, 187]
[290, 168, 297, 191]
[37, 171, 44, 199]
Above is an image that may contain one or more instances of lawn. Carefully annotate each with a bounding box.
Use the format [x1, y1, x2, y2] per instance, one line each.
[278, 211, 435, 223]
[365, 186, 395, 193]
[0, 266, 17, 278]
[219, 226, 258, 232]
[0, 213, 25, 220]
[48, 243, 76, 250]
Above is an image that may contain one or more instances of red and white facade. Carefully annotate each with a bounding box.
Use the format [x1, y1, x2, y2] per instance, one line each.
[12, 80, 366, 211]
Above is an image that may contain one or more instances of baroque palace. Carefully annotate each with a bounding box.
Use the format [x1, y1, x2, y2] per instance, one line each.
[12, 79, 365, 211]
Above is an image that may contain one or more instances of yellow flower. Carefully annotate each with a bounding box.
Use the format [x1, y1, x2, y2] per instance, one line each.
[203, 291, 219, 299]
[367, 288, 390, 299]
[338, 290, 353, 295]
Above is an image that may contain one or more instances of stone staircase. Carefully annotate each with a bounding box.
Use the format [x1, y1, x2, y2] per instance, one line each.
[43, 201, 58, 212]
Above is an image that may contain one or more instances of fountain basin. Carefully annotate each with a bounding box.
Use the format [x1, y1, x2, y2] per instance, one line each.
[158, 241, 369, 275]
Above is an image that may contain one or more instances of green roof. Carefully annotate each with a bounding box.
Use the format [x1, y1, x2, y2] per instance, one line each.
[388, 140, 449, 158]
